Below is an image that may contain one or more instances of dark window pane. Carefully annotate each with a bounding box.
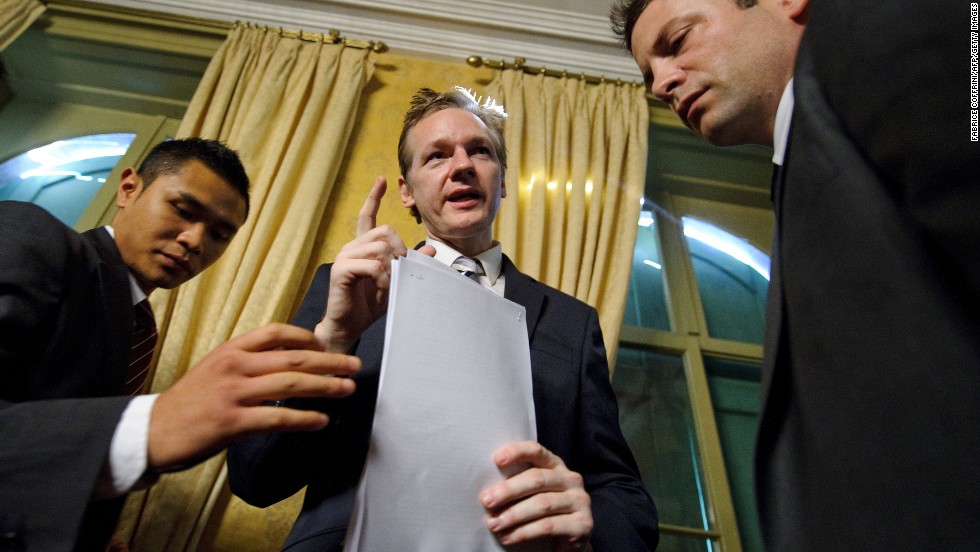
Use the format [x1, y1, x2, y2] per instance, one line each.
[684, 217, 768, 344]
[656, 533, 714, 552]
[705, 357, 763, 552]
[623, 204, 670, 330]
[612, 347, 710, 529]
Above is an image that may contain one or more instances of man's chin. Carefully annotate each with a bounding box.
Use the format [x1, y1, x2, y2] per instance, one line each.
[443, 211, 492, 229]
[149, 271, 192, 291]
[689, 113, 724, 145]
[700, 126, 740, 147]
[697, 116, 762, 147]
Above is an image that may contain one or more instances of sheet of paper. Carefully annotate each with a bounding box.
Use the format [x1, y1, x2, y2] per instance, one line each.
[344, 250, 542, 551]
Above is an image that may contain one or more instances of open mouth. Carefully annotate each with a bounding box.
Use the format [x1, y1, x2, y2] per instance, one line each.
[447, 188, 483, 206]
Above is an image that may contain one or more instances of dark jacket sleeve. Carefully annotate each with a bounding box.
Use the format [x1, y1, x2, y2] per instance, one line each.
[0, 202, 132, 552]
[575, 307, 659, 550]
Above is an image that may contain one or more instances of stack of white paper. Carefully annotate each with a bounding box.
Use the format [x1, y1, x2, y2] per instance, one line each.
[344, 250, 540, 551]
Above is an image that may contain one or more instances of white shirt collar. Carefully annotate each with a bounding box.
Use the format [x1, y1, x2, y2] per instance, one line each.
[104, 225, 147, 306]
[772, 78, 795, 166]
[426, 239, 503, 286]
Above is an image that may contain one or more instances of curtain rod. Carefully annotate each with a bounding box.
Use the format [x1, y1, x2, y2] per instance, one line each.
[466, 56, 641, 88]
[466, 55, 663, 104]
[45, 0, 387, 52]
[234, 22, 387, 52]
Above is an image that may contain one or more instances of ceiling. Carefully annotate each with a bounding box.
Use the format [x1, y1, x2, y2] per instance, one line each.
[95, 0, 644, 83]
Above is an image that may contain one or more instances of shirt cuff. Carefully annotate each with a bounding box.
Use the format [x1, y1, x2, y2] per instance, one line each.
[95, 393, 160, 498]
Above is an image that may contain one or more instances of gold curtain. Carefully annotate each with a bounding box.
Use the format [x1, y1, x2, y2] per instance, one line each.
[0, 0, 44, 51]
[115, 25, 376, 551]
[487, 70, 649, 369]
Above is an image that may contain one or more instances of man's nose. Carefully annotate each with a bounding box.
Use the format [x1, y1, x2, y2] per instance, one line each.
[177, 223, 205, 254]
[651, 60, 684, 104]
[450, 147, 475, 178]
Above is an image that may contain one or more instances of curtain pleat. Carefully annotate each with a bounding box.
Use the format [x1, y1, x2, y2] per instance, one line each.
[114, 25, 375, 551]
[487, 71, 649, 371]
[0, 0, 44, 51]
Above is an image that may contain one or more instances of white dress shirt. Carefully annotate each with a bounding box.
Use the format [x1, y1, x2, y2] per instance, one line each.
[773, 79, 795, 166]
[427, 239, 506, 297]
[93, 226, 159, 498]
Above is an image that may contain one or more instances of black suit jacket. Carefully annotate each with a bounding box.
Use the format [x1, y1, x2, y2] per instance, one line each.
[756, 1, 980, 550]
[0, 202, 136, 552]
[228, 256, 658, 551]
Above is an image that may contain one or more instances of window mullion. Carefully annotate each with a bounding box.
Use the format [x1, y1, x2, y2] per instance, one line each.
[682, 348, 743, 552]
[654, 192, 707, 337]
[656, 193, 744, 551]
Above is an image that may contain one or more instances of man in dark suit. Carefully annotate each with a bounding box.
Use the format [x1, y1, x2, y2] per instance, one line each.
[0, 138, 361, 552]
[613, 0, 980, 549]
[227, 87, 659, 551]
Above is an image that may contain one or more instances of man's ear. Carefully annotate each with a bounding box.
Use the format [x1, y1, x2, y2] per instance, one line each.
[783, 0, 807, 22]
[116, 168, 143, 209]
[398, 175, 415, 209]
[500, 171, 506, 199]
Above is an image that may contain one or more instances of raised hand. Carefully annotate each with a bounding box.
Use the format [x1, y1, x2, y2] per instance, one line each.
[147, 323, 360, 470]
[481, 440, 593, 551]
[314, 176, 433, 352]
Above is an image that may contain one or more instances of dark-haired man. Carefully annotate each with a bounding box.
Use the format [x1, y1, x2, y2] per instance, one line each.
[229, 88, 659, 551]
[0, 138, 360, 552]
[612, 0, 980, 550]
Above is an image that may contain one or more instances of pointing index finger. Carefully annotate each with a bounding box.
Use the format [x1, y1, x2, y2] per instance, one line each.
[357, 175, 387, 237]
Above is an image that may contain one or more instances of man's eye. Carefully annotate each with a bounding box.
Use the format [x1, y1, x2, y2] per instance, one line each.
[670, 29, 688, 53]
[209, 229, 231, 242]
[174, 205, 193, 220]
[473, 146, 492, 156]
[427, 152, 447, 162]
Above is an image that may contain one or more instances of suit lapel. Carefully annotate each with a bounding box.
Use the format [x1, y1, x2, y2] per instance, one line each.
[762, 160, 786, 391]
[760, 81, 797, 411]
[501, 255, 544, 343]
[82, 227, 134, 393]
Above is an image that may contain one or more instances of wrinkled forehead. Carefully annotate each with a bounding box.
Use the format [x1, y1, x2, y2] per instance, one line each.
[628, 1, 667, 82]
[634, 0, 690, 36]
[409, 109, 494, 153]
[629, 0, 711, 84]
[627, 0, 660, 47]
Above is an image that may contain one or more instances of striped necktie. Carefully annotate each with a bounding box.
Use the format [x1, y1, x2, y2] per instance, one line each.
[451, 256, 483, 284]
[124, 299, 158, 395]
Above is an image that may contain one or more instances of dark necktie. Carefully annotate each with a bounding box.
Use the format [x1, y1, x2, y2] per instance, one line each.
[125, 299, 158, 395]
[451, 256, 483, 284]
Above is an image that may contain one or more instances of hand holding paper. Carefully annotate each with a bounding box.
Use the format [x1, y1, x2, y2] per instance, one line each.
[483, 441, 594, 550]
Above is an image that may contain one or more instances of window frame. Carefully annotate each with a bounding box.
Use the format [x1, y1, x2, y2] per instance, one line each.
[614, 105, 773, 551]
